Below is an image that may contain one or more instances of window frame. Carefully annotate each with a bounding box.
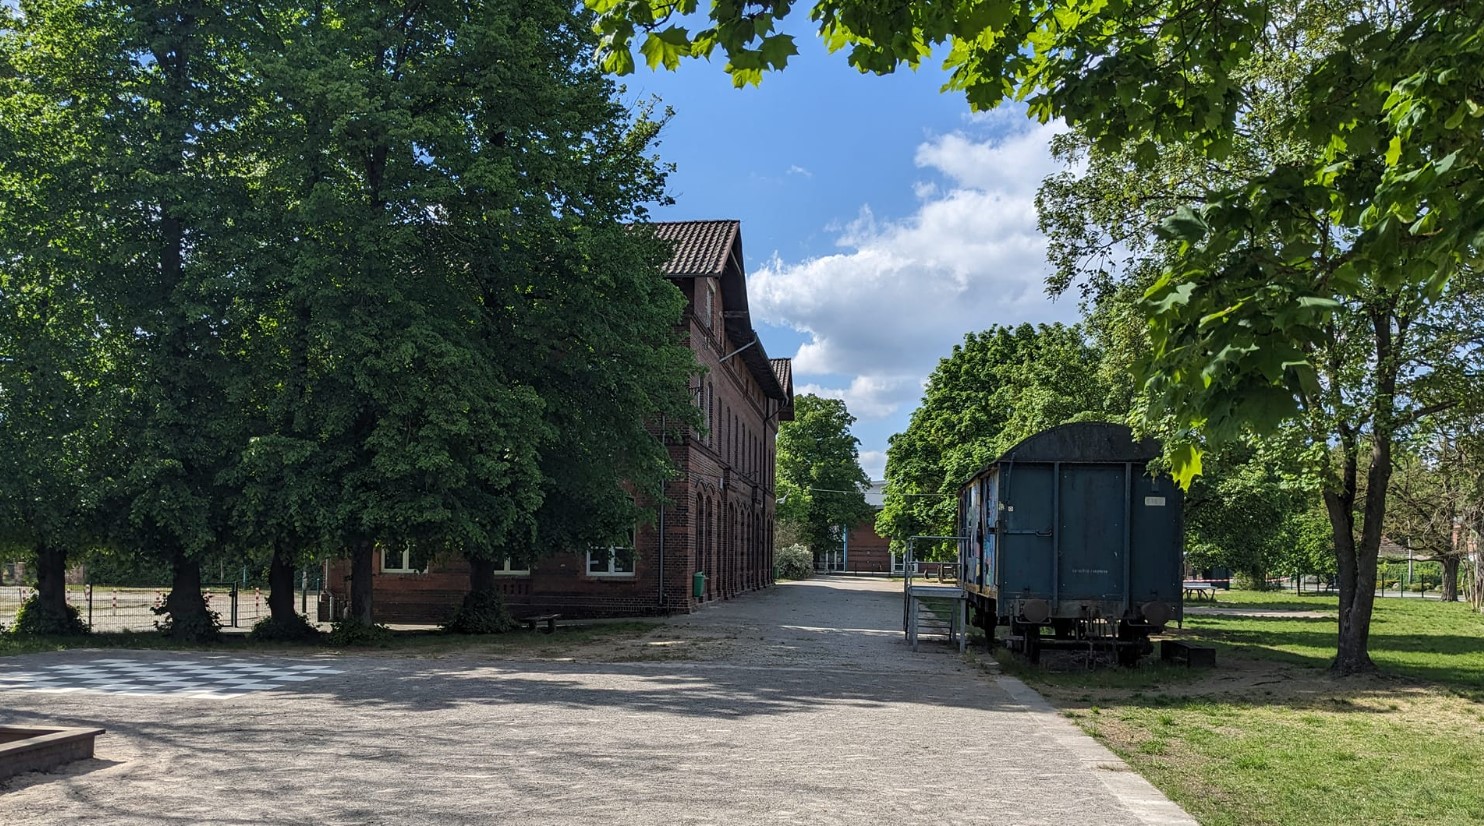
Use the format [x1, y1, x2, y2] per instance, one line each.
[586, 527, 637, 578]
[494, 557, 530, 576]
[381, 544, 422, 574]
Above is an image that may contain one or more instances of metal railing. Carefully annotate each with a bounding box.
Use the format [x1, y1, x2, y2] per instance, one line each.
[0, 584, 322, 632]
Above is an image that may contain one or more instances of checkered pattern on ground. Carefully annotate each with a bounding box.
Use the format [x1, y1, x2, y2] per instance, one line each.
[0, 658, 342, 699]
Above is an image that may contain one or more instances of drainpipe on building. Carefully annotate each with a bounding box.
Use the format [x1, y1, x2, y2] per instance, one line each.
[657, 414, 667, 611]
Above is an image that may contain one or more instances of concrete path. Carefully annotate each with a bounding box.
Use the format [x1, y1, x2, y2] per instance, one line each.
[0, 577, 1195, 825]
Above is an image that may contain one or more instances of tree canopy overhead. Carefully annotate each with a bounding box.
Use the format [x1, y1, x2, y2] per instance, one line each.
[594, 0, 1484, 472]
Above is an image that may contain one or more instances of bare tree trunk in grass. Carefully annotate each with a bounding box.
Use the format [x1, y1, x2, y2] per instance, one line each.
[1439, 556, 1460, 602]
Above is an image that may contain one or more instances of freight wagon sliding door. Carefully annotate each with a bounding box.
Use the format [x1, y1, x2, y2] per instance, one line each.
[1000, 464, 1054, 596]
[1057, 464, 1128, 603]
[1130, 474, 1182, 604]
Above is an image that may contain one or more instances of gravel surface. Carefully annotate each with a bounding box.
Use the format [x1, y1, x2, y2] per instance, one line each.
[0, 577, 1194, 825]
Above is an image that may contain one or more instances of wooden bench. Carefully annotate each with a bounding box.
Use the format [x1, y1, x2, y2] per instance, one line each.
[1160, 639, 1216, 667]
[520, 613, 561, 634]
[1183, 582, 1217, 601]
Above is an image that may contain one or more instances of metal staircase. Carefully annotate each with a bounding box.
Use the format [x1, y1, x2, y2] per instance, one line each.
[902, 534, 969, 652]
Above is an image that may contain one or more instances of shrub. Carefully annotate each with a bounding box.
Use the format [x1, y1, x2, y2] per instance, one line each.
[443, 589, 515, 634]
[326, 617, 391, 646]
[775, 544, 813, 580]
[10, 596, 89, 636]
[250, 613, 321, 642]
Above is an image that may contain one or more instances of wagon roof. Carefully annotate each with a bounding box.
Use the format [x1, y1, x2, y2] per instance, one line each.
[983, 422, 1162, 471]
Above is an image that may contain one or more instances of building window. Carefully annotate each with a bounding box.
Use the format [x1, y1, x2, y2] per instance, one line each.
[382, 544, 421, 574]
[495, 557, 529, 575]
[703, 281, 716, 329]
[587, 527, 637, 577]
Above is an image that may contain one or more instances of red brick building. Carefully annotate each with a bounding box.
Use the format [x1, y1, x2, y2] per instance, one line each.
[815, 481, 894, 574]
[846, 481, 892, 573]
[325, 220, 794, 622]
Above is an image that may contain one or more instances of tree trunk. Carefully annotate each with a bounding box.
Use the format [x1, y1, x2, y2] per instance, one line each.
[1324, 452, 1379, 676]
[349, 537, 375, 625]
[33, 543, 68, 619]
[468, 556, 496, 596]
[162, 546, 216, 641]
[1246, 564, 1267, 591]
[268, 543, 297, 622]
[1440, 555, 1460, 602]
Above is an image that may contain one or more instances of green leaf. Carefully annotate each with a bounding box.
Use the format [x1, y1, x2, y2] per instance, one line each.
[759, 34, 799, 70]
[602, 47, 636, 76]
[1155, 206, 1209, 243]
[640, 28, 691, 70]
[1172, 442, 1203, 491]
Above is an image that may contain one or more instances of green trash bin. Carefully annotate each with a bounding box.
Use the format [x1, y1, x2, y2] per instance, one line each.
[692, 571, 706, 599]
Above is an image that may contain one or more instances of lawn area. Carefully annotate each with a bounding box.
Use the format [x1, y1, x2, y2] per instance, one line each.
[996, 591, 1484, 826]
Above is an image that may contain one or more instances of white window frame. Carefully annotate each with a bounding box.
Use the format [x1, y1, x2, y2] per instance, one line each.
[587, 527, 637, 578]
[382, 544, 422, 574]
[494, 557, 529, 576]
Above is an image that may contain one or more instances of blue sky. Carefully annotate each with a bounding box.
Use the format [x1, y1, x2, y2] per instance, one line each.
[625, 37, 1083, 478]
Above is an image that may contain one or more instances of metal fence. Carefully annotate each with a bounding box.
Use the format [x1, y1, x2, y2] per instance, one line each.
[0, 585, 320, 632]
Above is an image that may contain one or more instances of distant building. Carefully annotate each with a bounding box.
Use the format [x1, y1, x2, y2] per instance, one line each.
[324, 220, 794, 622]
[815, 480, 894, 574]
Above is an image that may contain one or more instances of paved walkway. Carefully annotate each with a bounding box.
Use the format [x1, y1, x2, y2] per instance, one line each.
[0, 577, 1194, 825]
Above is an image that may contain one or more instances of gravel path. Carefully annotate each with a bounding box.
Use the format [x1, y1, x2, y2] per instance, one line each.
[0, 577, 1194, 825]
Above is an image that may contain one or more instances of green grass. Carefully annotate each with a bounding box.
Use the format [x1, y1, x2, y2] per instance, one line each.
[1192, 590, 1484, 693]
[0, 620, 663, 659]
[1004, 591, 1484, 826]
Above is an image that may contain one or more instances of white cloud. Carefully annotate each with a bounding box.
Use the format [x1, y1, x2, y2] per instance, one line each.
[787, 164, 814, 178]
[750, 117, 1079, 422]
[858, 450, 887, 481]
[795, 375, 913, 419]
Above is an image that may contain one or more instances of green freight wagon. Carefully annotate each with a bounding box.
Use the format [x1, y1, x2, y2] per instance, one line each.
[958, 422, 1183, 665]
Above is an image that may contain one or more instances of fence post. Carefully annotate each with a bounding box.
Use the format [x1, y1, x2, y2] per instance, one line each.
[86, 583, 93, 629]
[230, 583, 239, 628]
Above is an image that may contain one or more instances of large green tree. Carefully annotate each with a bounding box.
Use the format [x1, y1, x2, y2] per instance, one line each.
[0, 43, 118, 632]
[877, 324, 1117, 559]
[1037, 1, 1484, 672]
[3, 0, 697, 639]
[775, 394, 873, 558]
[234, 0, 698, 629]
[0, 0, 271, 641]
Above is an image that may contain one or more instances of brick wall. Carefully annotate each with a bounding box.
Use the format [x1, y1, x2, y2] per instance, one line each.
[846, 518, 892, 573]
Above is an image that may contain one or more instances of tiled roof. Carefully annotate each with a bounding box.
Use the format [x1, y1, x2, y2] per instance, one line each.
[651, 220, 740, 277]
[770, 358, 792, 393]
[770, 358, 794, 420]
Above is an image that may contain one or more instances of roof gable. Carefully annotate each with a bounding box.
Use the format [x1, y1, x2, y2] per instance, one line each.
[652, 220, 740, 278]
[649, 220, 791, 407]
